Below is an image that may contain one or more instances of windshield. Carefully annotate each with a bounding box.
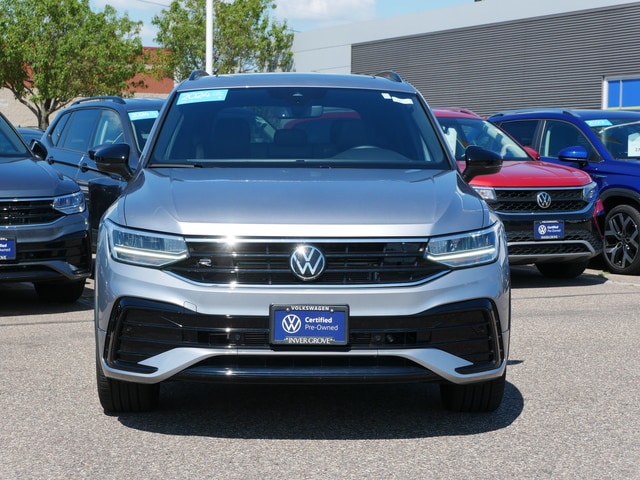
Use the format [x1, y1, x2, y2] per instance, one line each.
[148, 87, 448, 168]
[129, 110, 160, 154]
[0, 116, 30, 158]
[437, 116, 529, 161]
[586, 118, 640, 159]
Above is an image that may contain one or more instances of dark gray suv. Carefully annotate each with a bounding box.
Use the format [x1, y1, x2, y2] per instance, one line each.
[93, 71, 511, 413]
[32, 96, 164, 243]
[0, 112, 91, 302]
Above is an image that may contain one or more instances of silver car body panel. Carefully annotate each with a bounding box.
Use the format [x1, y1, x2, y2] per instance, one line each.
[94, 72, 510, 391]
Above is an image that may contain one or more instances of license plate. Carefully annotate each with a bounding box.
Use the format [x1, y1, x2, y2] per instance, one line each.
[0, 237, 16, 260]
[270, 305, 348, 346]
[534, 220, 564, 240]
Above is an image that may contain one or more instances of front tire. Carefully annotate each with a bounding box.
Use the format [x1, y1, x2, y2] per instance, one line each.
[535, 259, 589, 279]
[603, 204, 640, 275]
[96, 356, 159, 414]
[440, 373, 505, 412]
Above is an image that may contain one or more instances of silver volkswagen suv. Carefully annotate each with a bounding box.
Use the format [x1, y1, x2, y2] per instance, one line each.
[93, 71, 511, 413]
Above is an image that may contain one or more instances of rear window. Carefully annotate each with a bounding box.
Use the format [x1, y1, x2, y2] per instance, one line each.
[149, 87, 448, 168]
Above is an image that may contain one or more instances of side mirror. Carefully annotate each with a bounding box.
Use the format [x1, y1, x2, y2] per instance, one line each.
[31, 140, 47, 160]
[462, 145, 502, 182]
[558, 145, 589, 166]
[90, 143, 133, 180]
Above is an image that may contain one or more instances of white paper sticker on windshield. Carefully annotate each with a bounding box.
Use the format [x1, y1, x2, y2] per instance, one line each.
[177, 89, 228, 105]
[628, 133, 640, 156]
[585, 119, 613, 127]
[381, 92, 414, 105]
[128, 111, 159, 121]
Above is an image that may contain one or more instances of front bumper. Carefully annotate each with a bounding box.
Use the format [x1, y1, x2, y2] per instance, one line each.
[98, 296, 507, 385]
[502, 217, 602, 265]
[0, 214, 91, 283]
[95, 243, 511, 386]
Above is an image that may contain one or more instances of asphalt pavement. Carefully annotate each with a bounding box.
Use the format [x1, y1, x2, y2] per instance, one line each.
[1, 266, 639, 479]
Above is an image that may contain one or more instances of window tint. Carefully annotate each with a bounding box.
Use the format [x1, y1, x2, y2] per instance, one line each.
[150, 87, 448, 168]
[58, 109, 101, 152]
[587, 118, 640, 159]
[439, 117, 529, 160]
[0, 117, 29, 157]
[130, 117, 158, 153]
[497, 120, 538, 148]
[49, 112, 71, 147]
[93, 110, 124, 147]
[540, 120, 594, 157]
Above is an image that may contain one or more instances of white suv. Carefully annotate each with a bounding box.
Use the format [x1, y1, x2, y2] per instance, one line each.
[93, 71, 511, 413]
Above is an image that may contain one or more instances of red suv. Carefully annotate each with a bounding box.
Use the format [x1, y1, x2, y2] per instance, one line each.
[434, 108, 603, 278]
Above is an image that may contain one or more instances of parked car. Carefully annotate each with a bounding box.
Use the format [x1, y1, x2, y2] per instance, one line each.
[490, 108, 640, 275]
[0, 112, 91, 302]
[434, 108, 603, 278]
[16, 127, 43, 146]
[32, 96, 164, 243]
[93, 70, 511, 414]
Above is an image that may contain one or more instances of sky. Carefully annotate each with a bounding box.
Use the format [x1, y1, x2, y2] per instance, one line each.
[90, 0, 471, 46]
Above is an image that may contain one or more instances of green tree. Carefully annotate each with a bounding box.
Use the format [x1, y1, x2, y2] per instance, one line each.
[0, 0, 145, 129]
[152, 0, 293, 81]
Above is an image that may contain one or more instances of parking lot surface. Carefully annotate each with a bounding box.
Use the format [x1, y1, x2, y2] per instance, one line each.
[1, 266, 639, 479]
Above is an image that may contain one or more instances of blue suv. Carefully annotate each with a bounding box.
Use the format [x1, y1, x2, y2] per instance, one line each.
[490, 109, 640, 275]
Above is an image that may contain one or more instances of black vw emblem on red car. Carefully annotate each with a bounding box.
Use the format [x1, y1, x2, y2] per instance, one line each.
[290, 245, 326, 280]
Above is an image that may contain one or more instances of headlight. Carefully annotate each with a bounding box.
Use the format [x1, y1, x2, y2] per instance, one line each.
[105, 220, 189, 267]
[425, 222, 502, 268]
[53, 191, 85, 214]
[472, 186, 497, 202]
[583, 181, 597, 202]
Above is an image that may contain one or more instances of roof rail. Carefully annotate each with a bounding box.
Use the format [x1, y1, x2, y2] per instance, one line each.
[72, 96, 126, 105]
[489, 107, 579, 118]
[375, 71, 403, 83]
[435, 107, 480, 117]
[189, 69, 210, 81]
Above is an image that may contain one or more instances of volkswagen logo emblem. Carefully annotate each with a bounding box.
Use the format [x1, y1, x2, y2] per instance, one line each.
[281, 314, 302, 334]
[536, 191, 552, 209]
[290, 245, 326, 281]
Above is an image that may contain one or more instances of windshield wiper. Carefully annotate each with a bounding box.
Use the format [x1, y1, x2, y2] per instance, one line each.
[149, 163, 204, 168]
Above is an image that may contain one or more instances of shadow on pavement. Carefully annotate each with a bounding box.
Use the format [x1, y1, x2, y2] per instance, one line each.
[0, 281, 94, 316]
[116, 375, 524, 440]
[510, 265, 608, 289]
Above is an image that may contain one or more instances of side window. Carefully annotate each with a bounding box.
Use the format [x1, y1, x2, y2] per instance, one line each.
[540, 120, 594, 157]
[49, 112, 71, 147]
[497, 120, 539, 148]
[93, 110, 125, 146]
[131, 118, 156, 153]
[58, 109, 101, 152]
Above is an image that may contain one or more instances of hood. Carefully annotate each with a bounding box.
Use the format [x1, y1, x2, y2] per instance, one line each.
[462, 160, 592, 188]
[0, 157, 80, 198]
[113, 167, 491, 238]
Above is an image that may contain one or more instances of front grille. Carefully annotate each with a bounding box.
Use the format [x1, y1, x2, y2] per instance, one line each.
[492, 188, 588, 213]
[0, 232, 92, 271]
[167, 240, 447, 285]
[0, 199, 63, 225]
[105, 298, 503, 374]
[507, 229, 602, 256]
